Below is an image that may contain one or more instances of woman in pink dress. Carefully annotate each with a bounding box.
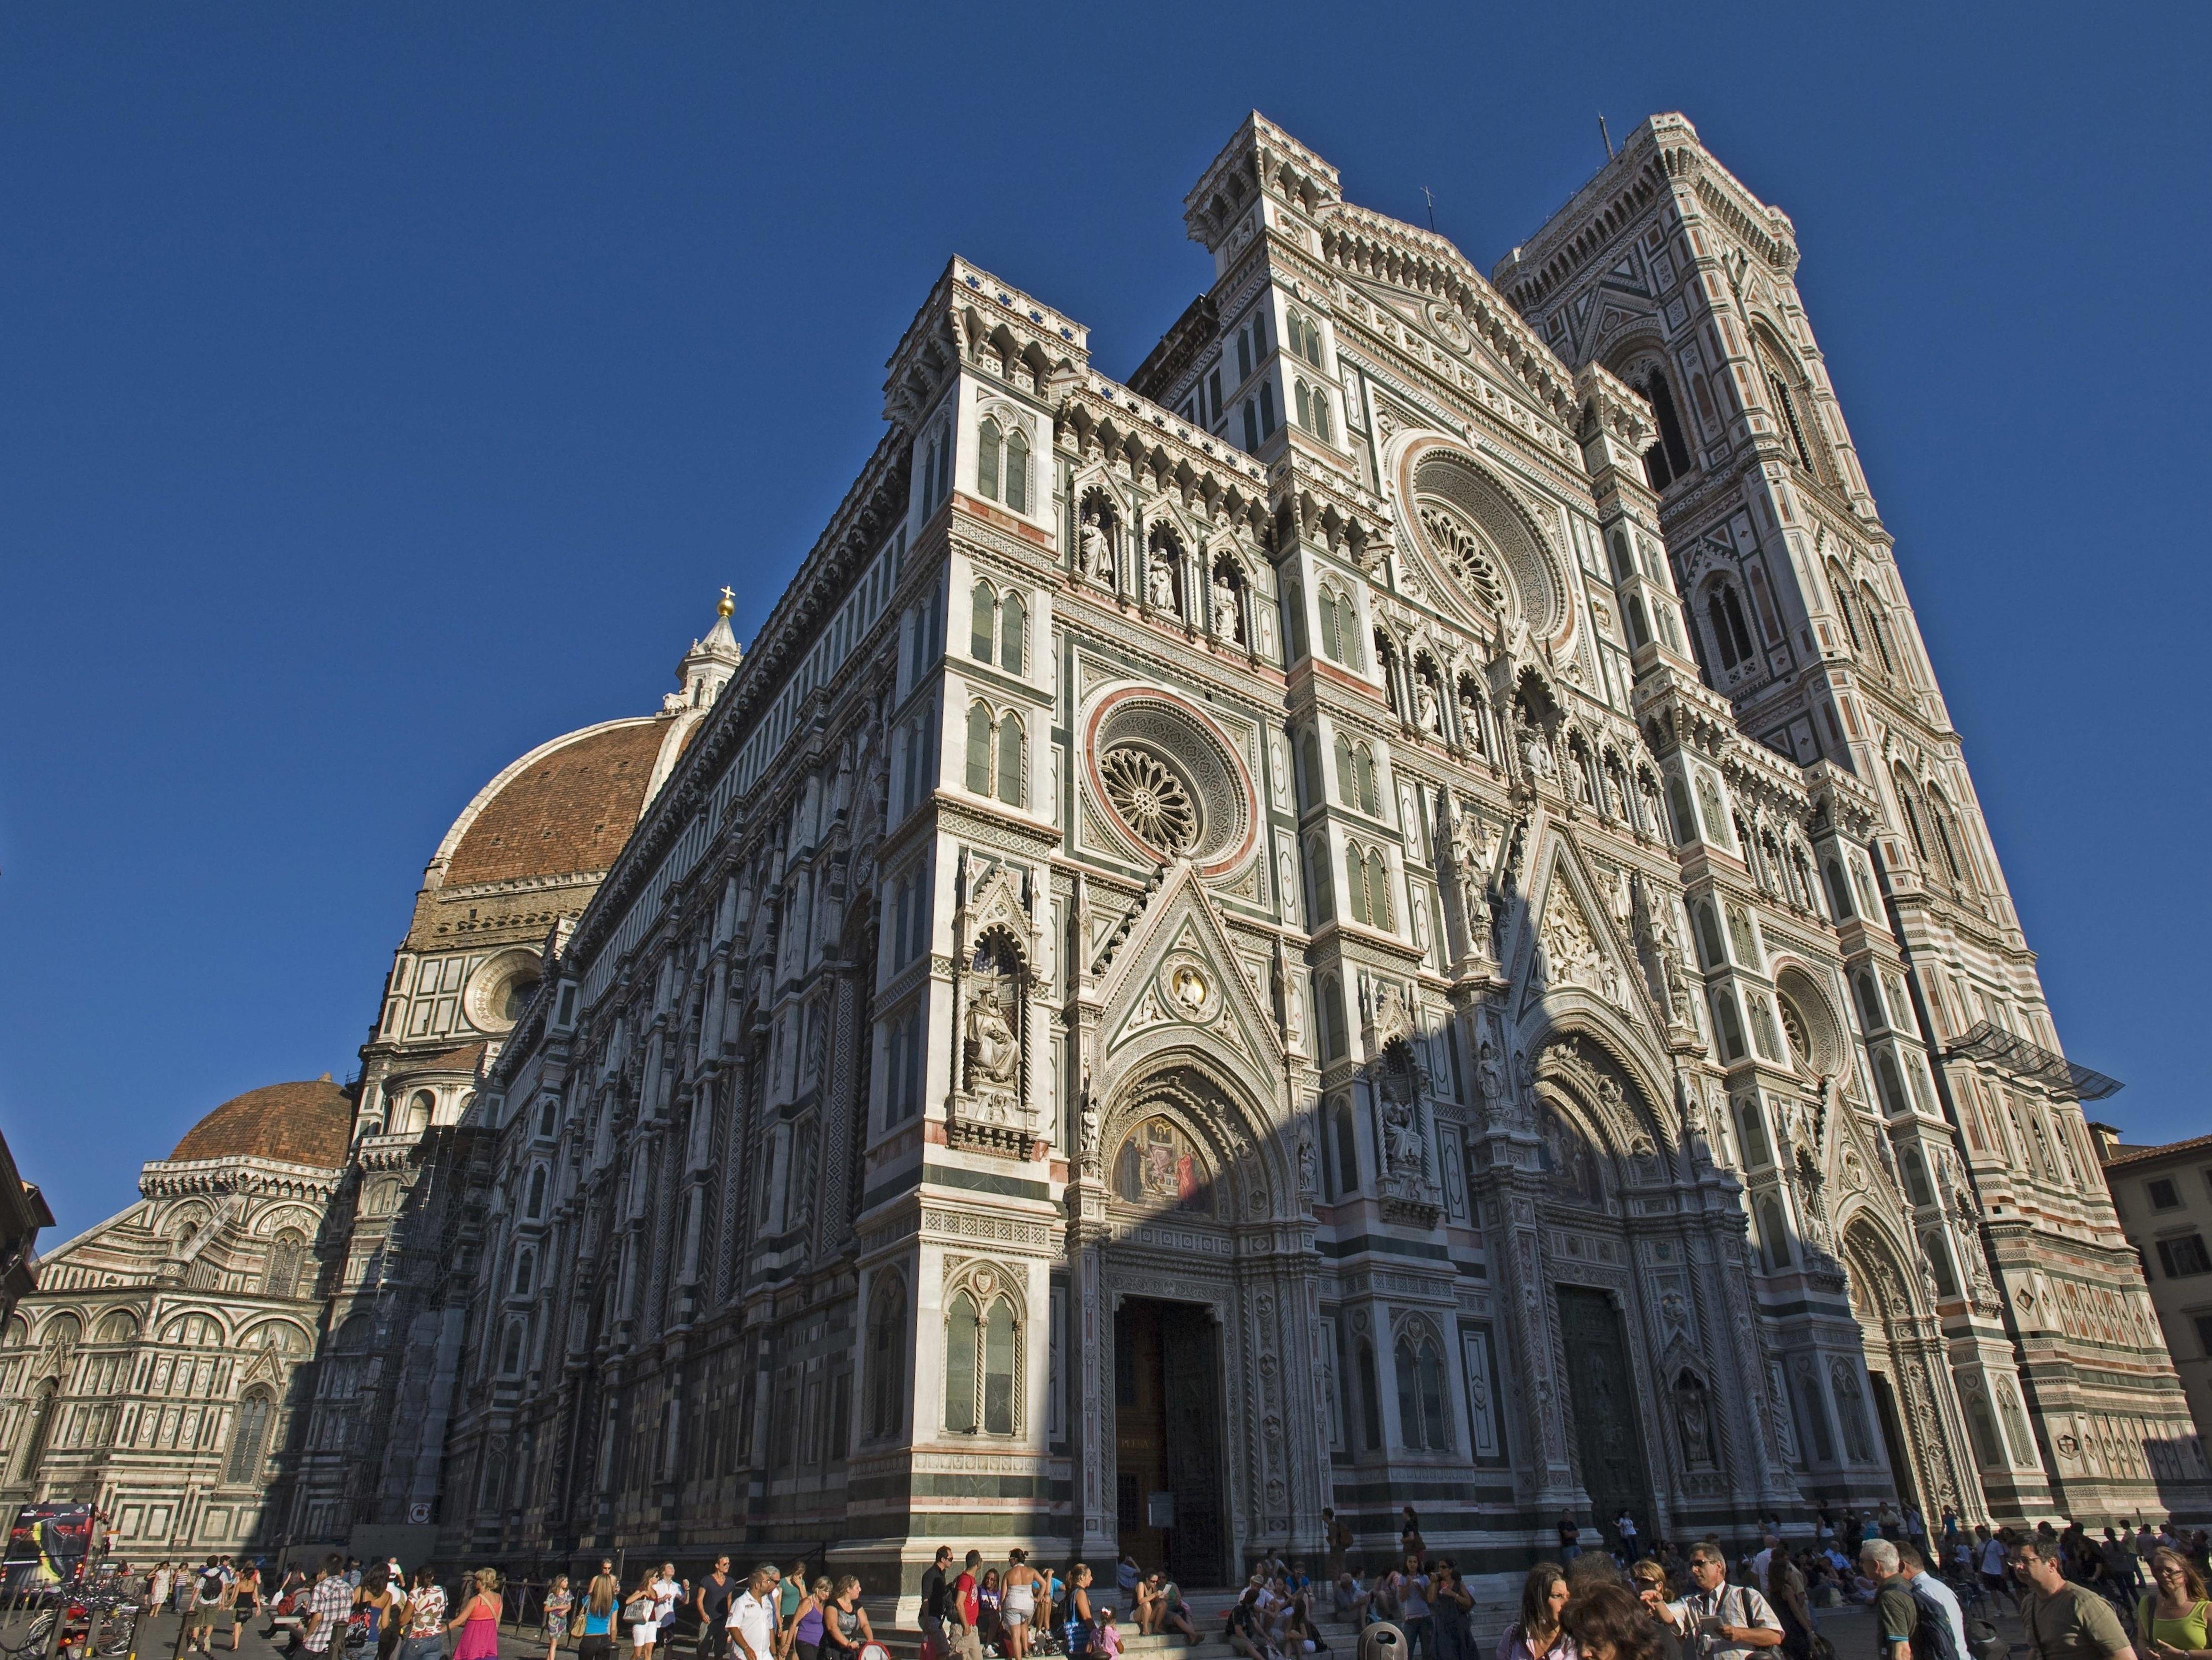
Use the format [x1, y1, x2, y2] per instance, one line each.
[449, 1569, 505, 1660]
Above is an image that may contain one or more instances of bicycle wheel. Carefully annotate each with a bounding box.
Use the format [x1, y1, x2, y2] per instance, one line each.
[93, 1615, 135, 1656]
[2, 1608, 57, 1657]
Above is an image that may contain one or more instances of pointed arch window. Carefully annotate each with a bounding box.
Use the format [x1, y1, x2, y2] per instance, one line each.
[1758, 1198, 1794, 1269]
[1334, 734, 1357, 807]
[1708, 583, 1756, 670]
[866, 1276, 908, 1441]
[1004, 427, 1030, 513]
[511, 1248, 535, 1298]
[965, 702, 994, 795]
[1356, 1339, 1383, 1451]
[1393, 1327, 1453, 1452]
[499, 1318, 526, 1376]
[1693, 901, 1726, 969]
[1346, 841, 1372, 926]
[1860, 586, 1898, 675]
[1640, 370, 1693, 488]
[977, 417, 1002, 501]
[1367, 848, 1393, 930]
[262, 1232, 304, 1299]
[1712, 987, 1747, 1062]
[995, 712, 1025, 808]
[225, 1389, 275, 1485]
[525, 1166, 547, 1220]
[1766, 370, 1814, 470]
[1875, 1050, 1911, 1116]
[1824, 859, 1855, 921]
[944, 1285, 1019, 1437]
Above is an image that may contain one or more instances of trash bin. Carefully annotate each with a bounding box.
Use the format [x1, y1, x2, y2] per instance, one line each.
[1360, 1622, 1406, 1660]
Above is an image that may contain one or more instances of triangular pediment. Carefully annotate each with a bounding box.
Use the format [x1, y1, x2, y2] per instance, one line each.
[1513, 834, 1649, 1032]
[1096, 863, 1282, 1071]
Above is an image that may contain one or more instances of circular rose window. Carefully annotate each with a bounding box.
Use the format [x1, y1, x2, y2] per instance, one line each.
[1086, 692, 1255, 870]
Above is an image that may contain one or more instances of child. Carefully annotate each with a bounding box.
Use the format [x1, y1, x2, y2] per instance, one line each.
[1091, 1610, 1121, 1660]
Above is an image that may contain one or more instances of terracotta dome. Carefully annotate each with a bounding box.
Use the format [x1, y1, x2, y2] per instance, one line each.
[170, 1079, 354, 1169]
[436, 718, 687, 890]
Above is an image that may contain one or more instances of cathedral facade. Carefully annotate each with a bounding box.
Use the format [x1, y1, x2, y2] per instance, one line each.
[423, 110, 2207, 1590]
[0, 110, 2199, 1583]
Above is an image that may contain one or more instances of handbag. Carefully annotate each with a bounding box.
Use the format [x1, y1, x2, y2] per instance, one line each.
[569, 1612, 587, 1641]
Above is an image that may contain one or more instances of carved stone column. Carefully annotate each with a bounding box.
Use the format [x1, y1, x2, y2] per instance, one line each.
[1070, 1203, 1116, 1559]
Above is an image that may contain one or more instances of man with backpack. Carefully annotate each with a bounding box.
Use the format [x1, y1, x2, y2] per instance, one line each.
[1897, 1544, 1968, 1660]
[184, 1557, 229, 1657]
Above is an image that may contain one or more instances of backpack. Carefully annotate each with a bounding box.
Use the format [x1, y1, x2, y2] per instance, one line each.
[201, 1569, 226, 1604]
[1905, 1581, 1963, 1660]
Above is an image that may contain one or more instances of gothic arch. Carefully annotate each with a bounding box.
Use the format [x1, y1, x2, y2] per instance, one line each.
[1097, 1054, 1290, 1224]
[1840, 1217, 1970, 1518]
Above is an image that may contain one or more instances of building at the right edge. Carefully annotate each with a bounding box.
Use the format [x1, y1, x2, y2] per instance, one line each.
[430, 109, 2204, 1598]
[1495, 112, 2199, 1524]
[2094, 1128, 2212, 1455]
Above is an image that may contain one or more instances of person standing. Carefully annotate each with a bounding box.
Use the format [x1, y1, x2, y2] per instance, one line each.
[1399, 1555, 1432, 1660]
[1495, 1563, 1572, 1660]
[624, 1571, 664, 1660]
[919, 1549, 952, 1660]
[1669, 1542, 1783, 1660]
[1325, 1511, 1353, 1581]
[450, 1570, 506, 1660]
[183, 1557, 227, 1657]
[1616, 1513, 1641, 1565]
[786, 1577, 829, 1660]
[2013, 1539, 2136, 1660]
[1062, 1564, 1095, 1660]
[819, 1578, 872, 1660]
[1978, 1531, 2015, 1613]
[397, 1567, 447, 1660]
[542, 1575, 575, 1660]
[954, 1553, 982, 1640]
[360, 1563, 404, 1660]
[697, 1559, 736, 1660]
[1558, 1517, 1583, 1564]
[1429, 1562, 1473, 1660]
[728, 1570, 776, 1660]
[230, 1561, 263, 1653]
[574, 1569, 620, 1660]
[2135, 1547, 2210, 1660]
[1001, 1552, 1039, 1660]
[301, 1558, 355, 1660]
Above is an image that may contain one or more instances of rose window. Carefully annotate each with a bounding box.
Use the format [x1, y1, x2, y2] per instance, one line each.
[1100, 746, 1198, 854]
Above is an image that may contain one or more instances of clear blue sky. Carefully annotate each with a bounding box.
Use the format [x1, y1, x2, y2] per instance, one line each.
[4, 4, 2206, 1241]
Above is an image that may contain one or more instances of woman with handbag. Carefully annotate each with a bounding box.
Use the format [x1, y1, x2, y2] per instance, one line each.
[449, 1570, 505, 1660]
[575, 1572, 621, 1660]
[625, 1571, 664, 1660]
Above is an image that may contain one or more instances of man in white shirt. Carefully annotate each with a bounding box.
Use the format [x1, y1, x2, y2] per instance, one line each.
[1898, 1544, 1967, 1660]
[727, 1568, 776, 1660]
[1750, 1536, 1780, 1591]
[1979, 1532, 2015, 1611]
[1666, 1543, 1784, 1660]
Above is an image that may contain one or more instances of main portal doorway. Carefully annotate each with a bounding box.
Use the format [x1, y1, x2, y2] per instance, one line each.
[1556, 1286, 1655, 1537]
[1114, 1299, 1228, 1585]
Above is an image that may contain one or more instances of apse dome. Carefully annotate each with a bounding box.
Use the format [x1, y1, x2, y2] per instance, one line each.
[169, 1077, 354, 1169]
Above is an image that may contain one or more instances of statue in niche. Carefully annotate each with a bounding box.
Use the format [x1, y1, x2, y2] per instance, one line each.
[962, 939, 1021, 1122]
[1414, 672, 1444, 736]
[1675, 1370, 1718, 1469]
[1378, 1041, 1427, 1179]
[1297, 1125, 1318, 1196]
[1516, 711, 1556, 782]
[1079, 505, 1115, 584]
[1212, 569, 1243, 642]
[1146, 547, 1177, 612]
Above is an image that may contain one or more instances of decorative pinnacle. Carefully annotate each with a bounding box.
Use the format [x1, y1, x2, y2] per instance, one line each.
[717, 585, 735, 618]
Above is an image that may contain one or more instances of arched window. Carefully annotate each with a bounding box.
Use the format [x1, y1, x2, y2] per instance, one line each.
[1965, 1393, 2006, 1468]
[995, 712, 1024, 808]
[1295, 379, 1312, 430]
[1831, 1361, 1876, 1464]
[1875, 1051, 1911, 1116]
[1925, 1230, 1960, 1300]
[1316, 973, 1346, 1060]
[1328, 1097, 1359, 1198]
[1296, 729, 1323, 813]
[983, 1298, 1016, 1435]
[1356, 1340, 1383, 1451]
[511, 1249, 534, 1298]
[1317, 586, 1346, 662]
[95, 1311, 137, 1345]
[1736, 1098, 1771, 1166]
[1927, 788, 1970, 889]
[1624, 595, 1651, 650]
[1860, 585, 1898, 675]
[405, 1091, 434, 1135]
[944, 1290, 979, 1434]
[944, 1286, 1018, 1437]
[1334, 734, 1357, 807]
[262, 1232, 304, 1299]
[15, 1380, 56, 1481]
[965, 702, 994, 795]
[971, 580, 997, 661]
[1824, 859, 1855, 920]
[1902, 1148, 1934, 1206]
[1393, 1329, 1452, 1452]
[1766, 369, 1814, 470]
[499, 1319, 525, 1376]
[1759, 1198, 1794, 1270]
[1707, 583, 1756, 670]
[1288, 310, 1324, 367]
[1693, 901, 1726, 969]
[1354, 743, 1379, 816]
[1004, 427, 1030, 513]
[525, 1166, 547, 1220]
[1668, 776, 1699, 844]
[977, 417, 1002, 501]
[999, 590, 1026, 674]
[1346, 841, 1371, 927]
[1640, 370, 1693, 489]
[1367, 849, 1393, 930]
[1854, 972, 1886, 1034]
[1375, 631, 1402, 716]
[866, 1277, 908, 1441]
[1712, 987, 1747, 1062]
[224, 1389, 274, 1485]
